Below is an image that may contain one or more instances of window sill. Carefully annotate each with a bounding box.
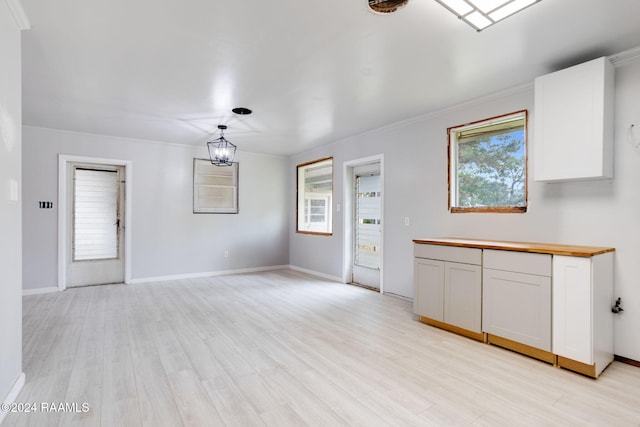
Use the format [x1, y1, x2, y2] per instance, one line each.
[296, 231, 333, 236]
[450, 206, 527, 214]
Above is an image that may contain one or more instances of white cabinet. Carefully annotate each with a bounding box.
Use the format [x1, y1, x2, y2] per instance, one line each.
[534, 56, 614, 182]
[483, 250, 552, 353]
[413, 239, 615, 378]
[414, 258, 444, 321]
[413, 244, 482, 339]
[444, 262, 482, 334]
[553, 253, 614, 377]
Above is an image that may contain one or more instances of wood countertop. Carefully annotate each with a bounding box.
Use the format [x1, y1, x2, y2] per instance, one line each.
[412, 238, 614, 257]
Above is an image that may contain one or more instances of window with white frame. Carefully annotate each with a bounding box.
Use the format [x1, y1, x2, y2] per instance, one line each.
[297, 157, 333, 234]
[449, 110, 527, 213]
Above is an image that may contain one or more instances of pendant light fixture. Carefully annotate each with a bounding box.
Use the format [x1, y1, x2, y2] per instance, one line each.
[368, 0, 410, 14]
[207, 125, 236, 166]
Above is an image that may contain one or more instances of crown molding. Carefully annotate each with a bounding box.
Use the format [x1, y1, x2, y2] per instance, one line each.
[5, 0, 30, 30]
[609, 46, 640, 67]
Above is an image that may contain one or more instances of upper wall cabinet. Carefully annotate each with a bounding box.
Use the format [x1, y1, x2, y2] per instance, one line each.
[534, 57, 614, 182]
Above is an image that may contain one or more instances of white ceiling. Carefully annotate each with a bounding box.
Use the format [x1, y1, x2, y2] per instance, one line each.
[20, 0, 640, 156]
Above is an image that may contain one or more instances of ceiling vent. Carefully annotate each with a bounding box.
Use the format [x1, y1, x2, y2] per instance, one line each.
[368, 0, 409, 14]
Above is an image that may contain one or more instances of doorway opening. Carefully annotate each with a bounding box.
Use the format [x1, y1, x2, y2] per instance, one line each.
[343, 155, 384, 293]
[58, 155, 132, 290]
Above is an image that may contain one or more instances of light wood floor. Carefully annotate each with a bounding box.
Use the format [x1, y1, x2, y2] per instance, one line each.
[4, 269, 640, 426]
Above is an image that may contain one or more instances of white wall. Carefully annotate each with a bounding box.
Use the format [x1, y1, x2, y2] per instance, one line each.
[290, 56, 640, 361]
[0, 0, 25, 411]
[290, 85, 557, 291]
[22, 127, 289, 288]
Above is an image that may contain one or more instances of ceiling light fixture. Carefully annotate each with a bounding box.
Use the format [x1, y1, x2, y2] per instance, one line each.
[207, 125, 236, 166]
[368, 0, 410, 14]
[435, 0, 542, 31]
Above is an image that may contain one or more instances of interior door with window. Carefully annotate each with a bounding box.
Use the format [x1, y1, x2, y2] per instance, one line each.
[352, 172, 381, 289]
[66, 163, 125, 287]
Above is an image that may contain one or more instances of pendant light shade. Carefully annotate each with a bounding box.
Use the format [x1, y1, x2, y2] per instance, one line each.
[207, 125, 236, 166]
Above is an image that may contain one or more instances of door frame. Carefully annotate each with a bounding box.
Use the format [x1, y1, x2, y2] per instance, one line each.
[58, 154, 133, 291]
[342, 154, 384, 293]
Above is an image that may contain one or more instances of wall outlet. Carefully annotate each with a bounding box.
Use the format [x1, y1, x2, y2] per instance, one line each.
[224, 250, 229, 258]
[404, 216, 410, 226]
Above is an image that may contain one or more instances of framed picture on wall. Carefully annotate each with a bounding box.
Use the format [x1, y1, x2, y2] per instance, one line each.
[193, 158, 239, 214]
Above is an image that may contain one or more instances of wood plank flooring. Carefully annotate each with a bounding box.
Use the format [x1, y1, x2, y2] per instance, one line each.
[4, 269, 640, 426]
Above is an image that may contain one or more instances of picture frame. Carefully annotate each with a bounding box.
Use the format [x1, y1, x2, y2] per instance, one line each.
[193, 158, 239, 214]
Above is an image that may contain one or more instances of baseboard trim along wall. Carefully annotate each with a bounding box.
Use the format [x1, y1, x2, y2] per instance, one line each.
[0, 372, 25, 425]
[22, 265, 337, 293]
[614, 354, 640, 368]
[127, 265, 290, 284]
[288, 265, 342, 283]
[22, 287, 59, 296]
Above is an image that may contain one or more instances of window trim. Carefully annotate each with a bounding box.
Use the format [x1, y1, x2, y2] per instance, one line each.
[448, 110, 528, 214]
[296, 157, 334, 236]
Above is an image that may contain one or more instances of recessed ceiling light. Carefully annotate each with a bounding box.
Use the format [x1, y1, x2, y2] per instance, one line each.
[435, 0, 541, 31]
[232, 107, 252, 115]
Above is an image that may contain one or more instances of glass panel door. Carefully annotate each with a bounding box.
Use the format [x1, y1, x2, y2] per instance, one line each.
[67, 163, 125, 287]
[353, 173, 381, 288]
[73, 168, 119, 260]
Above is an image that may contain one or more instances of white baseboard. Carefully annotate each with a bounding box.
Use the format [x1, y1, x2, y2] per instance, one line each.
[22, 287, 59, 296]
[22, 266, 339, 291]
[288, 265, 343, 283]
[384, 292, 413, 301]
[0, 372, 25, 425]
[128, 265, 290, 284]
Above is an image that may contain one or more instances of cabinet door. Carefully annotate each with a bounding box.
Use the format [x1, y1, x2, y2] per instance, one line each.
[414, 258, 444, 321]
[534, 56, 614, 182]
[553, 256, 592, 364]
[444, 262, 482, 333]
[482, 268, 551, 351]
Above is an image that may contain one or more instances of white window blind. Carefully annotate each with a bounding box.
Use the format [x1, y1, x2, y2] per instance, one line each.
[193, 159, 238, 213]
[73, 168, 119, 261]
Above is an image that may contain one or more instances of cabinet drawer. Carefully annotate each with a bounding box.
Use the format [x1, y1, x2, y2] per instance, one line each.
[414, 244, 481, 265]
[483, 249, 551, 276]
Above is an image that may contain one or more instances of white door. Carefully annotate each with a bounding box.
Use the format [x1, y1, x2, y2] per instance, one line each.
[352, 172, 381, 289]
[66, 163, 125, 287]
